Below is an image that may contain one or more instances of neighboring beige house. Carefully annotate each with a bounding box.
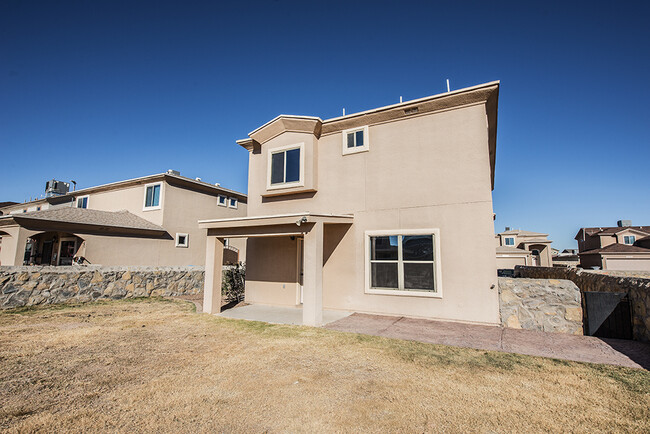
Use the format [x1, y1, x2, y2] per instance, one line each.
[0, 171, 246, 267]
[200, 81, 500, 326]
[495, 228, 553, 268]
[576, 221, 650, 271]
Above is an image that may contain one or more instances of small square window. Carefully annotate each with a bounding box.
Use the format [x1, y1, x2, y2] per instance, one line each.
[218, 195, 227, 206]
[228, 198, 238, 209]
[76, 196, 88, 209]
[175, 233, 189, 248]
[624, 235, 636, 245]
[342, 126, 369, 155]
[504, 237, 515, 246]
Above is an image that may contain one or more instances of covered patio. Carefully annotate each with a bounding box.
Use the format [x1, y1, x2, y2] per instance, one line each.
[199, 212, 354, 326]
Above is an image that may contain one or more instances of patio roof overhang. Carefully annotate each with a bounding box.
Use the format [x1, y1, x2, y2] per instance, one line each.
[198, 212, 354, 238]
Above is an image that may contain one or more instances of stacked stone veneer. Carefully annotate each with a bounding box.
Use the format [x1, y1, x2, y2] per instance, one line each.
[516, 266, 650, 342]
[498, 277, 583, 335]
[0, 266, 205, 310]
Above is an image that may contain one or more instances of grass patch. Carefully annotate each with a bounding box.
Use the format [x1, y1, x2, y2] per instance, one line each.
[1, 299, 648, 432]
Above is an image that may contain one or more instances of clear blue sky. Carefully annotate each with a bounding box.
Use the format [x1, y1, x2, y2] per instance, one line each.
[1, 1, 649, 249]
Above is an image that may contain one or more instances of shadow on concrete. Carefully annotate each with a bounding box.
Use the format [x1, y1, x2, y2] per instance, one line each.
[598, 338, 650, 370]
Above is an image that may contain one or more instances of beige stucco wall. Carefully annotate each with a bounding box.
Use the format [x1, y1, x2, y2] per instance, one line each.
[244, 103, 500, 325]
[496, 255, 528, 269]
[0, 181, 248, 267]
[603, 256, 650, 271]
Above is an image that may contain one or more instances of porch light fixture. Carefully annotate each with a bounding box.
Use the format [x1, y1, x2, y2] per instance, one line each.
[296, 216, 308, 226]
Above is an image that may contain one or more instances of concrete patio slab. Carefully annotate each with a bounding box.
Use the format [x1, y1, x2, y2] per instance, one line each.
[326, 313, 650, 370]
[218, 304, 352, 326]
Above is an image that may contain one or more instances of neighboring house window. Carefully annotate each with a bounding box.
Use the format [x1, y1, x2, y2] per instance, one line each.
[175, 233, 189, 248]
[76, 196, 89, 209]
[36, 206, 41, 211]
[342, 126, 369, 155]
[267, 143, 304, 189]
[228, 197, 238, 209]
[218, 195, 227, 207]
[365, 230, 441, 297]
[143, 182, 162, 210]
[624, 235, 636, 245]
[504, 237, 515, 246]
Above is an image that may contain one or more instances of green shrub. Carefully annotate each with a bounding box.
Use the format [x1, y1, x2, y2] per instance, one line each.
[222, 262, 246, 303]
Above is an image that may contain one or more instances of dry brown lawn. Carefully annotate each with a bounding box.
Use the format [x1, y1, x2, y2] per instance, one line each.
[0, 299, 648, 433]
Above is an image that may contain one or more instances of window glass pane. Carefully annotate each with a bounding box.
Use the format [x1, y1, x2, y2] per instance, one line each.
[371, 236, 398, 260]
[402, 235, 433, 261]
[404, 263, 435, 291]
[347, 132, 355, 148]
[285, 148, 300, 183]
[271, 152, 285, 184]
[371, 262, 398, 289]
[145, 186, 154, 207]
[355, 130, 364, 147]
[152, 185, 160, 207]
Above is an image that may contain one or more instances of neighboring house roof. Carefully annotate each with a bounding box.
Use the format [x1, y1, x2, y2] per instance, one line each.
[578, 243, 650, 255]
[498, 229, 548, 237]
[496, 246, 531, 255]
[576, 226, 650, 239]
[0, 172, 247, 213]
[0, 208, 168, 237]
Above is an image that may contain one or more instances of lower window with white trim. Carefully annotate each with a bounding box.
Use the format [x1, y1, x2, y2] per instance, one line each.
[366, 230, 441, 297]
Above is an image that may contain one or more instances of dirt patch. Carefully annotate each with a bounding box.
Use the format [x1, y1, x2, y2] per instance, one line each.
[1, 299, 648, 432]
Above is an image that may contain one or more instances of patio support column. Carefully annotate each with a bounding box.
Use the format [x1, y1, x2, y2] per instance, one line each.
[303, 221, 323, 327]
[203, 236, 224, 314]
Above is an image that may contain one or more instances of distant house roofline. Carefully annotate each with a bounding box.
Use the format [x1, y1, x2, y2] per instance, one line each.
[0, 172, 247, 212]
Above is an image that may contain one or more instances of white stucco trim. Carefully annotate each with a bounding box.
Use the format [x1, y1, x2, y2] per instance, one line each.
[364, 228, 443, 299]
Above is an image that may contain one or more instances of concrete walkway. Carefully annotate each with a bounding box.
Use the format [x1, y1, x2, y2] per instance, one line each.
[218, 304, 352, 326]
[325, 313, 650, 370]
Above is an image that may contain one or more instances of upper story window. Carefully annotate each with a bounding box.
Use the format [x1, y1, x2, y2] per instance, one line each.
[76, 196, 89, 209]
[228, 197, 238, 209]
[504, 237, 515, 246]
[143, 182, 162, 210]
[267, 143, 304, 189]
[342, 126, 369, 155]
[624, 235, 636, 245]
[218, 195, 227, 207]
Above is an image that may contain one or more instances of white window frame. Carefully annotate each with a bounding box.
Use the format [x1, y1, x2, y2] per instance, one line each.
[217, 195, 228, 207]
[266, 142, 305, 190]
[364, 229, 442, 298]
[175, 233, 189, 248]
[623, 235, 636, 245]
[76, 195, 89, 209]
[228, 197, 238, 209]
[342, 125, 369, 155]
[504, 237, 515, 246]
[143, 182, 163, 211]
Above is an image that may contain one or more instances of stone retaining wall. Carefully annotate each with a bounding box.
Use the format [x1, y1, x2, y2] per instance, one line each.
[515, 266, 650, 342]
[498, 277, 583, 335]
[0, 266, 205, 310]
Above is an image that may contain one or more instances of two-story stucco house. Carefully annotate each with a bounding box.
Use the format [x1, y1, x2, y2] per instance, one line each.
[495, 228, 553, 268]
[576, 221, 650, 271]
[199, 81, 500, 327]
[0, 171, 246, 267]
